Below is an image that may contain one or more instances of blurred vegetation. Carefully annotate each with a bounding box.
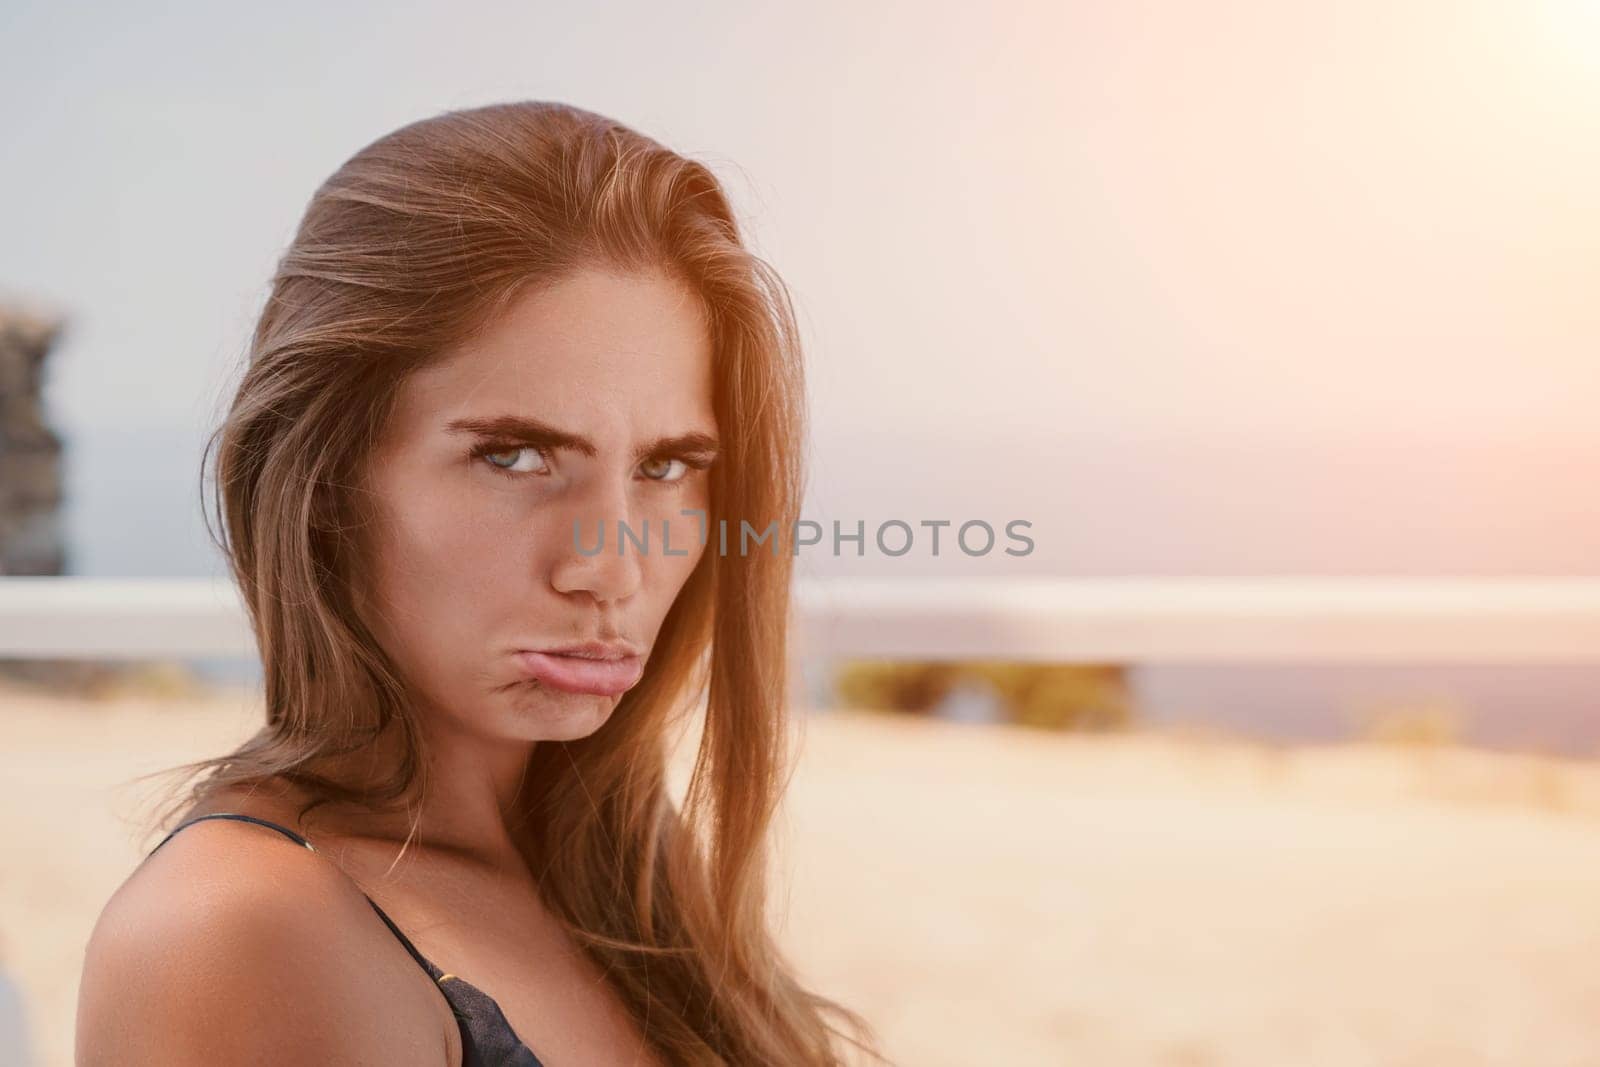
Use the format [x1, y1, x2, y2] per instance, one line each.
[832, 659, 1134, 731]
[1351, 694, 1465, 749]
[0, 658, 214, 702]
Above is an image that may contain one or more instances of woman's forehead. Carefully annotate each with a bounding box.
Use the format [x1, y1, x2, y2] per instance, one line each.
[440, 270, 706, 380]
[383, 271, 716, 443]
[477, 267, 708, 362]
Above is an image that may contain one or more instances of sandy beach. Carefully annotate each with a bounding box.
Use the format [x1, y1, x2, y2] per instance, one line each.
[3, 681, 1599, 1067]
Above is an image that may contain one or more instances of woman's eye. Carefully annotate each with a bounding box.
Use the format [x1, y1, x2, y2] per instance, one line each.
[640, 456, 689, 482]
[477, 445, 550, 476]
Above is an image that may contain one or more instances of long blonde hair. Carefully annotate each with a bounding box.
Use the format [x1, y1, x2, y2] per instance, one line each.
[146, 100, 887, 1066]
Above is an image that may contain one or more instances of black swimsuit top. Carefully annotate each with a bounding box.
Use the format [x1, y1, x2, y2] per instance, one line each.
[147, 812, 547, 1067]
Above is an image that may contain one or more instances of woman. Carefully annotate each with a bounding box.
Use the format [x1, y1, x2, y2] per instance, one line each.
[76, 101, 886, 1067]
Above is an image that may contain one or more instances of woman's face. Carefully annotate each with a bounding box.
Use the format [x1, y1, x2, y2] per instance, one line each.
[355, 266, 717, 745]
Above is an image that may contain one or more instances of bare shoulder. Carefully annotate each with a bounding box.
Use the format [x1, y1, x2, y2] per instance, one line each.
[76, 814, 456, 1067]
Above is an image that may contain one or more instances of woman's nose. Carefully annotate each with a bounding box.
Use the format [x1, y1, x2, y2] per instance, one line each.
[547, 480, 645, 604]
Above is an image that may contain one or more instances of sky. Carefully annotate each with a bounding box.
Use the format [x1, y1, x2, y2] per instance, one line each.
[2, 1, 1598, 747]
[3, 0, 1597, 581]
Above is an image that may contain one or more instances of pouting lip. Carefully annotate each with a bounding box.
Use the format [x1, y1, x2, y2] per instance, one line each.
[519, 639, 642, 661]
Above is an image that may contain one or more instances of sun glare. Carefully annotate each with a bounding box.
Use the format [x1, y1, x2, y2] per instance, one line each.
[1537, 0, 1600, 77]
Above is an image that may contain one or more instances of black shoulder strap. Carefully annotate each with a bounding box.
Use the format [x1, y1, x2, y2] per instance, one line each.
[146, 810, 444, 979]
[148, 811, 316, 857]
[364, 897, 444, 978]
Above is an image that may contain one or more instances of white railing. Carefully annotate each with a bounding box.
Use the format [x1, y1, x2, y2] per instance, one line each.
[2, 576, 1599, 663]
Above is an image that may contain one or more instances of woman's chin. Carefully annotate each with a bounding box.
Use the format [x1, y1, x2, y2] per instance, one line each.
[507, 682, 619, 738]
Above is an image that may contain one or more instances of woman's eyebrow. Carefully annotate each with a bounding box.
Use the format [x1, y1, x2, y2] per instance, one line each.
[445, 415, 719, 462]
